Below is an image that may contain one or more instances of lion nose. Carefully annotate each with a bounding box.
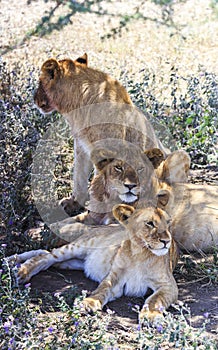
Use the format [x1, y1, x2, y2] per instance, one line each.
[124, 183, 137, 190]
[159, 239, 170, 247]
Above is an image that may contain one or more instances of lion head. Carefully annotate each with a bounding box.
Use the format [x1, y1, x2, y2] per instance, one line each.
[34, 53, 88, 114]
[89, 146, 164, 212]
[113, 203, 173, 257]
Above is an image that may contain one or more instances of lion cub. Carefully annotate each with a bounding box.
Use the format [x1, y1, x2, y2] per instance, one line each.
[34, 53, 168, 215]
[8, 204, 178, 322]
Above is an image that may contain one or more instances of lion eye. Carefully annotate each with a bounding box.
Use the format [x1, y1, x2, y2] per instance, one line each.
[145, 221, 155, 228]
[114, 165, 123, 172]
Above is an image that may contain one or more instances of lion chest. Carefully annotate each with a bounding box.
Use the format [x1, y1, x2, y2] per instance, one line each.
[84, 246, 164, 298]
[120, 257, 163, 297]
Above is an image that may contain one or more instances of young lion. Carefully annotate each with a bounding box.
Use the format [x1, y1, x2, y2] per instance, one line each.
[157, 181, 218, 252]
[34, 53, 169, 215]
[7, 204, 178, 323]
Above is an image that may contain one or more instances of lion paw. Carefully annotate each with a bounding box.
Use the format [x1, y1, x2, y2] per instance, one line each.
[80, 297, 102, 314]
[139, 308, 164, 325]
[60, 195, 85, 216]
[16, 266, 32, 284]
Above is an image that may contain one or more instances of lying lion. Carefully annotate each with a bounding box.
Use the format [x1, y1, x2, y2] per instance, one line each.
[60, 145, 190, 226]
[34, 53, 169, 215]
[51, 149, 217, 253]
[7, 203, 178, 323]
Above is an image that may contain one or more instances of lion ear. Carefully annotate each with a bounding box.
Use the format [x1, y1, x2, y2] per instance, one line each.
[91, 148, 116, 171]
[113, 204, 135, 225]
[144, 148, 164, 169]
[41, 59, 60, 80]
[75, 53, 88, 67]
[160, 150, 190, 184]
[156, 189, 170, 208]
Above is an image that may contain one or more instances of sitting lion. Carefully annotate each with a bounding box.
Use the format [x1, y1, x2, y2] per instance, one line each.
[7, 203, 178, 323]
[34, 53, 169, 215]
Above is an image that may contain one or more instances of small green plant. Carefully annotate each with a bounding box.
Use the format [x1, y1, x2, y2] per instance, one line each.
[121, 67, 217, 166]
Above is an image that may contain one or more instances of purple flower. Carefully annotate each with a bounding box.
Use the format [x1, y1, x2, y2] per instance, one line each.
[156, 324, 163, 333]
[9, 337, 14, 344]
[136, 324, 141, 331]
[3, 321, 12, 333]
[1, 243, 7, 248]
[8, 218, 14, 225]
[159, 305, 165, 312]
[74, 321, 79, 327]
[24, 283, 31, 289]
[48, 326, 54, 333]
[203, 312, 209, 319]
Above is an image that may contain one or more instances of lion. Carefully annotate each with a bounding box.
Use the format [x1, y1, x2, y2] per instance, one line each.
[48, 143, 190, 232]
[51, 146, 190, 230]
[50, 148, 217, 253]
[34, 53, 169, 216]
[61, 145, 164, 226]
[7, 203, 178, 323]
[156, 181, 218, 252]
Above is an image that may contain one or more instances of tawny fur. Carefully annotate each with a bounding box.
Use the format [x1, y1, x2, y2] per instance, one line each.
[157, 181, 218, 252]
[34, 53, 169, 215]
[7, 204, 178, 323]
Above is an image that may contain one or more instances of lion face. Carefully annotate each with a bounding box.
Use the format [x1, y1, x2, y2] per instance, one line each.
[104, 158, 140, 204]
[113, 204, 172, 256]
[90, 145, 163, 208]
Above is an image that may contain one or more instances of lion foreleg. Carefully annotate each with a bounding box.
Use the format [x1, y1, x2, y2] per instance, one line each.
[82, 267, 123, 313]
[140, 278, 178, 323]
[72, 140, 92, 206]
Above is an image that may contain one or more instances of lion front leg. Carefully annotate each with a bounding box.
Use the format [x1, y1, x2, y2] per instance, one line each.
[139, 279, 178, 324]
[60, 140, 92, 216]
[81, 272, 123, 314]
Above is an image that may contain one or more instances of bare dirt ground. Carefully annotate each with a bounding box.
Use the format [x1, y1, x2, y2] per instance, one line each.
[1, 0, 218, 344]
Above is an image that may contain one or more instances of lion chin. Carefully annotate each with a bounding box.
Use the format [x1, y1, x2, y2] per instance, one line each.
[119, 193, 138, 203]
[151, 248, 169, 256]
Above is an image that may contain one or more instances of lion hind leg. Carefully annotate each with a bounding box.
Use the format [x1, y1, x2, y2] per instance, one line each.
[6, 249, 49, 265]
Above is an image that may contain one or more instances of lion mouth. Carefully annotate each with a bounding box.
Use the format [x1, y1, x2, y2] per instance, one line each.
[119, 192, 138, 203]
